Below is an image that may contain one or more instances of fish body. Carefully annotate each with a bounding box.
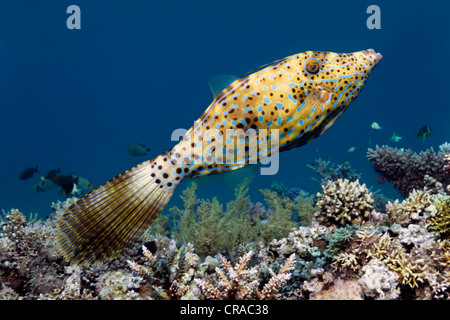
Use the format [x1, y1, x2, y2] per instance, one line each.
[52, 175, 77, 194]
[72, 175, 93, 190]
[371, 122, 382, 131]
[56, 49, 382, 265]
[415, 125, 432, 141]
[347, 147, 356, 153]
[33, 176, 54, 192]
[43, 168, 61, 180]
[19, 166, 38, 180]
[128, 143, 150, 156]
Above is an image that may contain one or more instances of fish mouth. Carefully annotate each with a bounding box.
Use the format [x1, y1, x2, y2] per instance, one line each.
[361, 49, 383, 65]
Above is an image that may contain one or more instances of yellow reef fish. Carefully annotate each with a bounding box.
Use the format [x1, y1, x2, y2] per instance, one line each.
[56, 49, 382, 265]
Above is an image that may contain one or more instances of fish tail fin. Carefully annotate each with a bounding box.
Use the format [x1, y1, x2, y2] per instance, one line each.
[55, 154, 182, 265]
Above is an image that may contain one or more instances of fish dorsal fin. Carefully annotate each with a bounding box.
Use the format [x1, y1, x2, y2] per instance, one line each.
[209, 74, 238, 98]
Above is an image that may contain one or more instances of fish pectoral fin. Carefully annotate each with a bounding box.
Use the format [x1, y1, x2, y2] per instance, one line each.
[209, 74, 238, 98]
[315, 86, 333, 104]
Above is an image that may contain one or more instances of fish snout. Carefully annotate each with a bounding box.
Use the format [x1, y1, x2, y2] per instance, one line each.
[361, 49, 383, 65]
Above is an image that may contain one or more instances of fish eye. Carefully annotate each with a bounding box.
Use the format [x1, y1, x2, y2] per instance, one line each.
[305, 59, 320, 74]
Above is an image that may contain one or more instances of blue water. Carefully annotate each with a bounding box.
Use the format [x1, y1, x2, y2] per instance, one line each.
[0, 0, 449, 218]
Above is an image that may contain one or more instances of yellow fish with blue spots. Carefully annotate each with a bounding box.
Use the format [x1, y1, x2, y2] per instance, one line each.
[56, 49, 382, 265]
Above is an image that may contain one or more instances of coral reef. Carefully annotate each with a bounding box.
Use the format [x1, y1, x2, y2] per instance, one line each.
[367, 144, 450, 197]
[1, 144, 450, 300]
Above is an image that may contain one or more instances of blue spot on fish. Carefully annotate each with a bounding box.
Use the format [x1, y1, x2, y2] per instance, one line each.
[263, 97, 270, 103]
[297, 101, 306, 112]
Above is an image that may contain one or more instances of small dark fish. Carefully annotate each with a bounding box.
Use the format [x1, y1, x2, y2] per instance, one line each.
[19, 166, 38, 180]
[415, 125, 432, 141]
[72, 174, 93, 190]
[52, 175, 77, 194]
[128, 143, 150, 156]
[43, 168, 61, 180]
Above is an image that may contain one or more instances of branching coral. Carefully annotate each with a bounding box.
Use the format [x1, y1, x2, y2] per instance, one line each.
[195, 251, 296, 300]
[366, 233, 426, 289]
[367, 145, 450, 196]
[316, 179, 374, 227]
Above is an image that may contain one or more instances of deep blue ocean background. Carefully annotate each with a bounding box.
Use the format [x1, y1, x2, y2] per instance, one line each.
[0, 0, 449, 219]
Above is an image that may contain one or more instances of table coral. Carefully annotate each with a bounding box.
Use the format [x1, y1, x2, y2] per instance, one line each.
[316, 179, 374, 227]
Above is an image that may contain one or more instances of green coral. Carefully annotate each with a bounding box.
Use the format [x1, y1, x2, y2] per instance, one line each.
[323, 225, 357, 259]
[170, 182, 260, 258]
[168, 181, 305, 258]
[259, 189, 297, 242]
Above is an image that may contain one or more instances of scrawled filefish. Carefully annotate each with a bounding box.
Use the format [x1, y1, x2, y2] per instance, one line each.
[56, 49, 382, 265]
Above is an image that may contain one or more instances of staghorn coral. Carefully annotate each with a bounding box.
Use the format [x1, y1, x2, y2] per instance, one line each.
[316, 179, 374, 227]
[195, 251, 296, 300]
[367, 144, 450, 197]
